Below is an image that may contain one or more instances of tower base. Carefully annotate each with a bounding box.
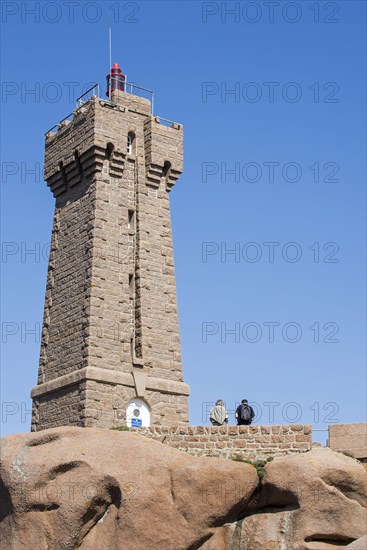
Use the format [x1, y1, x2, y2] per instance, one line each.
[31, 367, 190, 431]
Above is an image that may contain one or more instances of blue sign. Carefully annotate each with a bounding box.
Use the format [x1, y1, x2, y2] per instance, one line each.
[131, 418, 142, 427]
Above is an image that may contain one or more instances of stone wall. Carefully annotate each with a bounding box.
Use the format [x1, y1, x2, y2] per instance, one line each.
[32, 383, 86, 431]
[37, 179, 96, 385]
[328, 423, 367, 467]
[136, 424, 313, 461]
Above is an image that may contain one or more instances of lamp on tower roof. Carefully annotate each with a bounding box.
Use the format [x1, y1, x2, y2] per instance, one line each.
[106, 63, 126, 97]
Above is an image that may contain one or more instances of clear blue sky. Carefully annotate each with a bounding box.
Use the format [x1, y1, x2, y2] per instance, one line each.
[1, 1, 366, 442]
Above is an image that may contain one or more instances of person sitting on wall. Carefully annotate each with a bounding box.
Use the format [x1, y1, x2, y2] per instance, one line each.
[235, 399, 255, 426]
[209, 400, 229, 426]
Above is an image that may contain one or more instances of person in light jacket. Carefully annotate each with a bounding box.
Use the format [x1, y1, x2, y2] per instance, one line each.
[209, 399, 229, 426]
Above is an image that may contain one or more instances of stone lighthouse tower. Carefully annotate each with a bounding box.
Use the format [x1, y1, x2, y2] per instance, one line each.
[31, 65, 190, 431]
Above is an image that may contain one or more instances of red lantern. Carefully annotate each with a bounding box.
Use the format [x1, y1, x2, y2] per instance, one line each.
[106, 63, 126, 97]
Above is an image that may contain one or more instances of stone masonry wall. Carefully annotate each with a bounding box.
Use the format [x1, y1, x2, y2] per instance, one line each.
[38, 179, 96, 384]
[32, 382, 87, 431]
[328, 423, 367, 468]
[136, 424, 312, 461]
[84, 380, 189, 428]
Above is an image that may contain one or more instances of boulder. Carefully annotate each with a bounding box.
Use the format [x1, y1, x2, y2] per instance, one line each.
[346, 535, 367, 549]
[235, 447, 367, 550]
[1, 430, 366, 550]
[0, 427, 258, 550]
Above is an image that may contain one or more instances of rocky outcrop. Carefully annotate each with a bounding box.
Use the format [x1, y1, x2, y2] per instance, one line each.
[1, 428, 366, 550]
[233, 447, 367, 550]
[346, 535, 367, 548]
[0, 427, 258, 550]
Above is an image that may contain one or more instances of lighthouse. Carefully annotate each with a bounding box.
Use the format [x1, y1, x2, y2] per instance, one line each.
[31, 66, 189, 431]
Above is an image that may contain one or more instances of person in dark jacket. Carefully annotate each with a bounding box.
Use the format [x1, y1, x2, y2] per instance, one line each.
[235, 399, 255, 425]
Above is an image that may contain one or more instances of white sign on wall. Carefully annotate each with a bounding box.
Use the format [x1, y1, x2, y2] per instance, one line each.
[126, 398, 150, 428]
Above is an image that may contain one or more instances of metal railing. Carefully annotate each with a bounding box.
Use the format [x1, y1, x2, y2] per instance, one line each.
[106, 74, 154, 112]
[76, 84, 101, 108]
[122, 81, 154, 113]
[75, 80, 154, 114]
[45, 80, 183, 137]
[45, 112, 75, 136]
[153, 116, 180, 127]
